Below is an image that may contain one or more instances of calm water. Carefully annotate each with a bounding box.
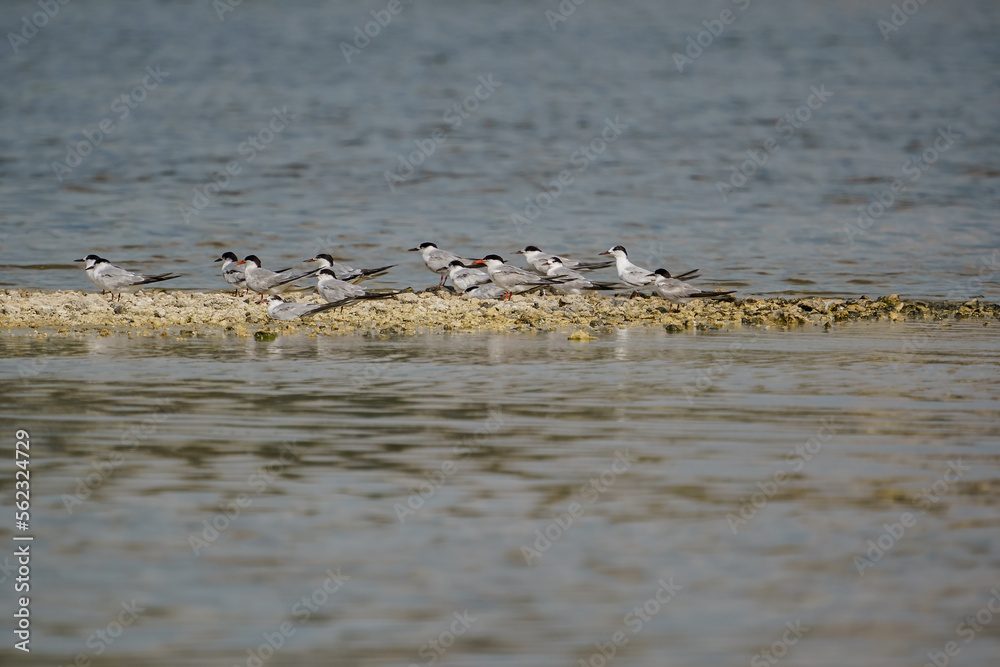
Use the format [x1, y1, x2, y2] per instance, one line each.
[1, 322, 999, 665]
[2, 1, 1000, 665]
[0, 0, 998, 297]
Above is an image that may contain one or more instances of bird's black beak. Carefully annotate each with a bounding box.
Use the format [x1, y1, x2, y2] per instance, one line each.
[407, 247, 420, 252]
[74, 258, 85, 262]
[214, 257, 222, 262]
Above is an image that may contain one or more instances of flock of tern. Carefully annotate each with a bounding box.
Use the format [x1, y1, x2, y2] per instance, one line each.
[74, 243, 735, 321]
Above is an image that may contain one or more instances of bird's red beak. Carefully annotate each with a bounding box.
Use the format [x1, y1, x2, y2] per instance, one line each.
[236, 260, 245, 265]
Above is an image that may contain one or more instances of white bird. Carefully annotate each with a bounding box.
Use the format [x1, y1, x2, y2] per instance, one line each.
[514, 245, 614, 274]
[75, 254, 181, 301]
[540, 257, 619, 295]
[215, 251, 246, 295]
[599, 245, 658, 292]
[463, 283, 547, 300]
[408, 242, 477, 287]
[216, 252, 294, 296]
[315, 268, 405, 308]
[263, 295, 348, 321]
[304, 253, 394, 282]
[463, 283, 510, 300]
[652, 268, 735, 311]
[474, 254, 565, 300]
[238, 255, 318, 302]
[446, 260, 491, 292]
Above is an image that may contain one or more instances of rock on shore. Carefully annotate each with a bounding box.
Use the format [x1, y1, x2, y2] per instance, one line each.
[0, 289, 996, 337]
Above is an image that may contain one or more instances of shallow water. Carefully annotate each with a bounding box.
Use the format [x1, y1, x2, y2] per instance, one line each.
[1, 321, 999, 665]
[1, 0, 999, 298]
[3, 1, 1000, 665]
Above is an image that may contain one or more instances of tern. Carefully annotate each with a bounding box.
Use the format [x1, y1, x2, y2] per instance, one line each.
[463, 283, 546, 300]
[540, 257, 620, 294]
[652, 269, 735, 311]
[216, 252, 294, 296]
[215, 251, 246, 295]
[315, 268, 405, 311]
[263, 295, 350, 321]
[75, 254, 181, 301]
[514, 245, 614, 274]
[304, 253, 395, 282]
[463, 283, 510, 300]
[237, 255, 318, 302]
[408, 242, 477, 287]
[474, 254, 566, 301]
[599, 245, 658, 295]
[446, 260, 491, 292]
